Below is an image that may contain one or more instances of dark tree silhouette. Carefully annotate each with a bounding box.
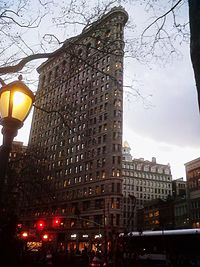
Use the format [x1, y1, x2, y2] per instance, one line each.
[0, 0, 199, 110]
[189, 0, 200, 111]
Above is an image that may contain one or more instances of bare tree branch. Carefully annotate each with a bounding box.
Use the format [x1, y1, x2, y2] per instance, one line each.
[0, 78, 6, 86]
[0, 51, 60, 75]
[141, 0, 183, 38]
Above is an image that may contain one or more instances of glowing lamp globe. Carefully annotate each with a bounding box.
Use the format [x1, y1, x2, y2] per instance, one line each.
[0, 79, 34, 129]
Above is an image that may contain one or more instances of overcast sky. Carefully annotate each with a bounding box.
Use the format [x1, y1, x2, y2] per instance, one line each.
[0, 0, 199, 180]
[123, 47, 200, 179]
[122, 1, 200, 180]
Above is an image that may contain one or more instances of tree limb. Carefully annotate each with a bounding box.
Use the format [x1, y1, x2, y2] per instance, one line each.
[141, 0, 183, 37]
[0, 50, 62, 75]
[0, 78, 6, 86]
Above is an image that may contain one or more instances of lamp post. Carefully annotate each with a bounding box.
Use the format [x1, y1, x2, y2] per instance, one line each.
[0, 77, 34, 266]
[0, 76, 34, 206]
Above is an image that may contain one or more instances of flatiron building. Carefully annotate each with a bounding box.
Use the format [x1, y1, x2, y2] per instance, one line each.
[19, 7, 128, 250]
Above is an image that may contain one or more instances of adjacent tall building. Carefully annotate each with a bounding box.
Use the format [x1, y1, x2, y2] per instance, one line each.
[19, 7, 128, 251]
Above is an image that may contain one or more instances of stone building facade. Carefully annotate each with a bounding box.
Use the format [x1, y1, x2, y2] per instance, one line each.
[172, 177, 189, 228]
[185, 157, 200, 228]
[122, 142, 172, 231]
[172, 177, 187, 198]
[18, 7, 128, 251]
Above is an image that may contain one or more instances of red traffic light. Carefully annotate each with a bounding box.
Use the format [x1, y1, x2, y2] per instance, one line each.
[37, 220, 45, 230]
[52, 217, 61, 227]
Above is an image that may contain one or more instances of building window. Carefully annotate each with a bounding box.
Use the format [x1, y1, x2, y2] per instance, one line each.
[48, 71, 52, 83]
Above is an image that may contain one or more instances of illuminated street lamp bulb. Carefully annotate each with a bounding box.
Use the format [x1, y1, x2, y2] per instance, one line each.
[0, 79, 34, 129]
[13, 91, 25, 106]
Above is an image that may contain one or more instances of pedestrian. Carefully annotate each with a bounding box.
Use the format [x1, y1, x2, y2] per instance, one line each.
[45, 250, 53, 266]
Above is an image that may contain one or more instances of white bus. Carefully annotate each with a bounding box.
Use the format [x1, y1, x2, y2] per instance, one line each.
[120, 229, 200, 267]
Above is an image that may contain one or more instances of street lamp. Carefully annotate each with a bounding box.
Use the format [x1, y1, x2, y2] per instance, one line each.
[0, 76, 34, 202]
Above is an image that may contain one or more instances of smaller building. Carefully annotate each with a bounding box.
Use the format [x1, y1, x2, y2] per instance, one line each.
[122, 141, 172, 231]
[174, 196, 189, 228]
[185, 157, 200, 228]
[10, 141, 27, 157]
[172, 177, 187, 198]
[172, 177, 189, 228]
[8, 141, 27, 176]
[138, 198, 174, 231]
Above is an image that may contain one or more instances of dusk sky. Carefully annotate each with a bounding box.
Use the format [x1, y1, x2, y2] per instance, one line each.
[122, 1, 200, 179]
[0, 0, 199, 180]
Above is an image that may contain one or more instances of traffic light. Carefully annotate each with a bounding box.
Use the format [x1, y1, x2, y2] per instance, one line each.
[36, 220, 45, 230]
[52, 217, 61, 227]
